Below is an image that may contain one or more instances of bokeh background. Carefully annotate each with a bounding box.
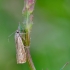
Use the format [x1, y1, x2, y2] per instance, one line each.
[0, 0, 70, 70]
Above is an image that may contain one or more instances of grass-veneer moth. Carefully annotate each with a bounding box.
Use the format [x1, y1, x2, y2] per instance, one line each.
[15, 29, 26, 64]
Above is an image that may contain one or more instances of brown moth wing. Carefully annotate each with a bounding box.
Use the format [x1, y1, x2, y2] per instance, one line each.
[15, 30, 26, 64]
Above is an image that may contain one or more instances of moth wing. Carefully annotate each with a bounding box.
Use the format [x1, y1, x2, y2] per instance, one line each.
[15, 32, 26, 64]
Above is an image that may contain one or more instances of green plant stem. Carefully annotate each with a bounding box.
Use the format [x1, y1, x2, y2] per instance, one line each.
[25, 32, 30, 46]
[24, 31, 36, 70]
[26, 48, 36, 70]
[22, 0, 36, 70]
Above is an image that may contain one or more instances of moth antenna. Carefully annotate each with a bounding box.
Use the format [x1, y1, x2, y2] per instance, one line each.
[60, 62, 69, 70]
[8, 31, 16, 42]
[18, 22, 21, 30]
[8, 31, 16, 37]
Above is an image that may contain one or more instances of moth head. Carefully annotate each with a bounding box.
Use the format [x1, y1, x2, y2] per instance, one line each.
[16, 30, 20, 33]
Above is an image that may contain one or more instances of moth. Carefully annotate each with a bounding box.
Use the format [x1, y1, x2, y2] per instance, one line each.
[15, 30, 26, 64]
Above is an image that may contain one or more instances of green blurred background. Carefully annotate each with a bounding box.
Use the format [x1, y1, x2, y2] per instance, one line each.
[0, 0, 70, 70]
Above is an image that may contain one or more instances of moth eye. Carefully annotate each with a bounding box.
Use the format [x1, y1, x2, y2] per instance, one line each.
[17, 31, 19, 33]
[16, 30, 19, 33]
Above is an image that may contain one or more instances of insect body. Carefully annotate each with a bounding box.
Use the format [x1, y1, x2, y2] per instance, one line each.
[15, 30, 26, 64]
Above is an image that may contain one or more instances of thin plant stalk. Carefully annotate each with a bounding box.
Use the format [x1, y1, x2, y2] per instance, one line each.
[22, 0, 36, 70]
